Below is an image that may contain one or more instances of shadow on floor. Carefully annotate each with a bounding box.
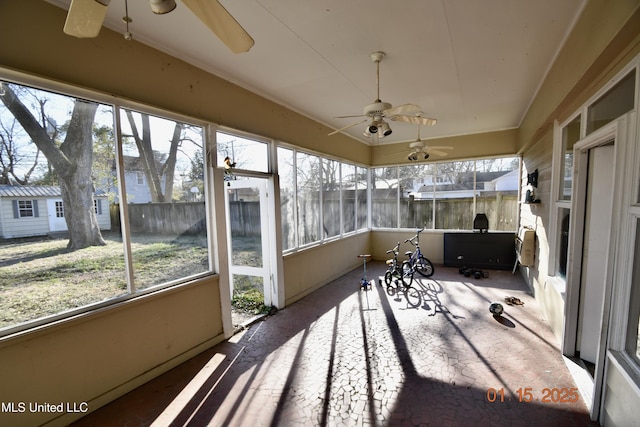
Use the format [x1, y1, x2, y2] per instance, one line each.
[71, 264, 598, 427]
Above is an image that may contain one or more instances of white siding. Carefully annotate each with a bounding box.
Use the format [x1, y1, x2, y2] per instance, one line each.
[0, 197, 111, 238]
[0, 198, 50, 238]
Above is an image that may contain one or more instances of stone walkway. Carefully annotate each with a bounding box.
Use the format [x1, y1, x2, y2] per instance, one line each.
[71, 264, 598, 426]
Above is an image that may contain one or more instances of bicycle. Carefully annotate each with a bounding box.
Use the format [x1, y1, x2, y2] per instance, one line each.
[404, 228, 435, 278]
[384, 242, 414, 289]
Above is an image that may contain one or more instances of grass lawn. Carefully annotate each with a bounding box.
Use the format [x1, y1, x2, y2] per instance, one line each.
[0, 233, 208, 331]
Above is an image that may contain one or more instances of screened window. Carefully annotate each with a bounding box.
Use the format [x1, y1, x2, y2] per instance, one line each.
[119, 108, 210, 291]
[0, 79, 213, 335]
[322, 159, 340, 239]
[356, 167, 368, 231]
[475, 158, 519, 231]
[435, 160, 475, 230]
[371, 157, 519, 231]
[372, 167, 398, 228]
[342, 163, 356, 234]
[216, 131, 268, 173]
[277, 146, 368, 252]
[297, 152, 321, 246]
[277, 147, 296, 250]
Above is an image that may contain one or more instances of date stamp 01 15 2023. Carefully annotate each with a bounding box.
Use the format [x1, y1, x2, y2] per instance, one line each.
[486, 387, 580, 404]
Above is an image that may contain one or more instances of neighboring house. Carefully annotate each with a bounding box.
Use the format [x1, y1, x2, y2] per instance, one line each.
[0, 185, 111, 239]
[116, 155, 168, 204]
[410, 170, 519, 199]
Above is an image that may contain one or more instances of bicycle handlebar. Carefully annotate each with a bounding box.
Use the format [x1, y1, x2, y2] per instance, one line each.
[405, 230, 423, 246]
[386, 242, 401, 254]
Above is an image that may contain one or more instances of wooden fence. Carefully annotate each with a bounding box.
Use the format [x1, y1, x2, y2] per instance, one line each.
[110, 193, 518, 237]
[110, 201, 263, 236]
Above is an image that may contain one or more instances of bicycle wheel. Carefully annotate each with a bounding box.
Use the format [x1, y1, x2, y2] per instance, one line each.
[416, 255, 434, 277]
[405, 285, 421, 308]
[401, 260, 414, 287]
[384, 270, 393, 286]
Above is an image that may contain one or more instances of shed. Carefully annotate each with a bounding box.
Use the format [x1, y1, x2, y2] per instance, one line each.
[0, 185, 111, 239]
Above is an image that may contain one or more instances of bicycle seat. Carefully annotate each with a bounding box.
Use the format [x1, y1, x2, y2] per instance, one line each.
[357, 254, 372, 259]
[405, 251, 413, 256]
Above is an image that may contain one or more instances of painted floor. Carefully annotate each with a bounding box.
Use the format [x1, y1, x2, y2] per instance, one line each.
[71, 264, 598, 426]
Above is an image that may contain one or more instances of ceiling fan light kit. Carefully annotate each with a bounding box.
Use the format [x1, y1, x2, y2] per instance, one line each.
[149, 0, 177, 15]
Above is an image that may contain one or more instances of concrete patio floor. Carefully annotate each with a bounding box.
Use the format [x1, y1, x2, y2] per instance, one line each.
[71, 263, 598, 426]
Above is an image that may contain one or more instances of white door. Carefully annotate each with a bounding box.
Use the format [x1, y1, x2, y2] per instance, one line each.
[46, 199, 68, 232]
[577, 144, 614, 364]
[224, 177, 273, 306]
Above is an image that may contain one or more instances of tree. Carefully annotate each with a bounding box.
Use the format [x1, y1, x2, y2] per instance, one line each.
[0, 116, 43, 185]
[123, 110, 189, 202]
[0, 82, 106, 249]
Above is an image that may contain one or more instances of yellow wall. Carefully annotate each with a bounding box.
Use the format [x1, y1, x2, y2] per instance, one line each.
[0, 277, 223, 427]
[371, 128, 518, 166]
[283, 233, 370, 305]
[370, 230, 444, 265]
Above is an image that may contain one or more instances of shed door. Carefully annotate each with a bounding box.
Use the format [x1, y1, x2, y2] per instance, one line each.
[47, 199, 68, 232]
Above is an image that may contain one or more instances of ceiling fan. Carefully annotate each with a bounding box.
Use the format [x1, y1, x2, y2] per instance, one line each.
[404, 125, 452, 161]
[62, 0, 254, 53]
[328, 51, 437, 140]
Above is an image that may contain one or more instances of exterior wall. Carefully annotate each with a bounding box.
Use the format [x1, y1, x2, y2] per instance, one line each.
[96, 198, 111, 230]
[0, 197, 111, 239]
[0, 198, 49, 238]
[517, 0, 640, 424]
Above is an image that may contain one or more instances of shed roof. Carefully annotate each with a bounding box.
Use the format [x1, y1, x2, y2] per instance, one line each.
[0, 185, 106, 198]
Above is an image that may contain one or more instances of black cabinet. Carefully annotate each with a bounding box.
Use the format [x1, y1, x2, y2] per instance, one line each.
[444, 232, 516, 270]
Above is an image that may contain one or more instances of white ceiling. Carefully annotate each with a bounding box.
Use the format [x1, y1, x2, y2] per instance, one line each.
[47, 0, 586, 145]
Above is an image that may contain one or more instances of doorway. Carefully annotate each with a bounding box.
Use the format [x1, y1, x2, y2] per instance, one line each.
[566, 133, 618, 420]
[46, 199, 67, 232]
[576, 143, 614, 367]
[224, 176, 275, 326]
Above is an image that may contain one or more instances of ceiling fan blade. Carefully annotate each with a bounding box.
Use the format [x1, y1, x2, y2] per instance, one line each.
[426, 145, 453, 150]
[427, 149, 450, 157]
[334, 114, 367, 119]
[182, 0, 254, 53]
[383, 103, 423, 116]
[63, 0, 109, 38]
[389, 115, 438, 126]
[328, 119, 367, 136]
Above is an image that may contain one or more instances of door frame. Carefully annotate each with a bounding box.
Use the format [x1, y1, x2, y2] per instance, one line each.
[563, 117, 626, 419]
[46, 199, 67, 232]
[224, 176, 273, 305]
